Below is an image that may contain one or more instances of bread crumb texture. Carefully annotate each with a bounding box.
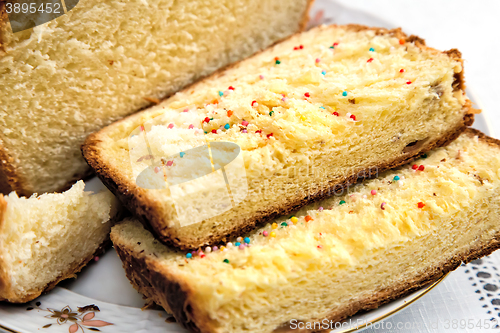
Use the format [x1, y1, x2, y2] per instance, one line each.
[99, 25, 468, 246]
[0, 0, 310, 194]
[0, 181, 119, 302]
[113, 131, 500, 333]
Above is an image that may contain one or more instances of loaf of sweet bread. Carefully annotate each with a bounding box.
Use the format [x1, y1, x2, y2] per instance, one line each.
[0, 181, 120, 303]
[0, 0, 311, 196]
[85, 24, 476, 250]
[111, 129, 500, 333]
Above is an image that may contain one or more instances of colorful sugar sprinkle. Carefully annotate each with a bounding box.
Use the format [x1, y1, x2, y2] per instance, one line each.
[315, 58, 321, 63]
[272, 223, 278, 229]
[333, 111, 339, 116]
[393, 176, 400, 181]
[186, 253, 192, 259]
[291, 217, 298, 223]
[167, 160, 173, 166]
[321, 70, 327, 75]
[242, 120, 249, 126]
[305, 216, 313, 222]
[259, 75, 265, 80]
[227, 110, 233, 117]
[318, 206, 324, 211]
[223, 259, 230, 263]
[252, 100, 258, 107]
[339, 200, 346, 205]
[168, 123, 174, 129]
[418, 165, 425, 171]
[342, 91, 347, 96]
[381, 202, 386, 210]
[218, 91, 224, 97]
[270, 232, 276, 238]
[180, 152, 185, 158]
[263, 231, 269, 237]
[417, 202, 425, 209]
[224, 123, 230, 130]
[244, 237, 250, 244]
[367, 58, 374, 63]
[371, 190, 377, 195]
[369, 47, 375, 52]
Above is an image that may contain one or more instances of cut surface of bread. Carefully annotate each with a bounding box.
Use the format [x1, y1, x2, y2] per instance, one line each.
[0, 181, 120, 303]
[0, 0, 311, 196]
[86, 24, 476, 250]
[111, 129, 499, 333]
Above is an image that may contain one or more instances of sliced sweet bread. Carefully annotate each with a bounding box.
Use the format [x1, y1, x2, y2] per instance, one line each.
[85, 24, 477, 250]
[0, 181, 120, 303]
[111, 129, 499, 333]
[0, 0, 312, 196]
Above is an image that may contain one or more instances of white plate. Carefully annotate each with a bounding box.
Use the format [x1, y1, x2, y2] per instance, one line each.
[0, 1, 492, 332]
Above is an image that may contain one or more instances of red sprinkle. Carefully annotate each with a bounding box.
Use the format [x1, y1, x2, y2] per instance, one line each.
[304, 92, 310, 98]
[305, 215, 313, 222]
[211, 129, 217, 134]
[227, 110, 233, 117]
[418, 165, 425, 171]
[333, 112, 339, 116]
[367, 58, 374, 63]
[255, 130, 262, 134]
[294, 46, 298, 50]
[399, 38, 405, 45]
[228, 86, 235, 90]
[267, 133, 273, 138]
[400, 69, 405, 73]
[242, 120, 249, 126]
[350, 114, 356, 121]
[188, 124, 194, 129]
[417, 202, 425, 209]
[407, 81, 412, 85]
[317, 245, 322, 249]
[333, 42, 339, 46]
[412, 164, 418, 170]
[168, 123, 174, 129]
[200, 254, 206, 259]
[274, 57, 279, 61]
[252, 100, 258, 107]
[204, 117, 210, 123]
[300, 45, 303, 49]
[167, 160, 173, 166]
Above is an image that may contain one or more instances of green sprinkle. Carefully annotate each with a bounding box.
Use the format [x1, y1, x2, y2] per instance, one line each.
[218, 91, 224, 97]
[210, 118, 214, 121]
[275, 60, 281, 65]
[339, 200, 346, 205]
[223, 259, 229, 264]
[204, 131, 208, 134]
[281, 222, 287, 227]
[269, 111, 274, 116]
[329, 46, 334, 49]
[421, 153, 428, 158]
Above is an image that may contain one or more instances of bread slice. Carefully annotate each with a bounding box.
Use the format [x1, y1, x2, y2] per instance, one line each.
[0, 181, 120, 303]
[85, 24, 476, 250]
[0, 0, 312, 196]
[111, 129, 500, 333]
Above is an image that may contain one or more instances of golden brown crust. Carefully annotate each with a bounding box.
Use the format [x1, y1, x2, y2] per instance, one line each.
[298, 0, 315, 31]
[83, 24, 475, 250]
[0, 144, 28, 196]
[112, 213, 500, 333]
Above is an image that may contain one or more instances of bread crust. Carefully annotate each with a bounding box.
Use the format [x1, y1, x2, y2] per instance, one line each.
[83, 24, 475, 250]
[112, 218, 500, 333]
[0, 0, 313, 197]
